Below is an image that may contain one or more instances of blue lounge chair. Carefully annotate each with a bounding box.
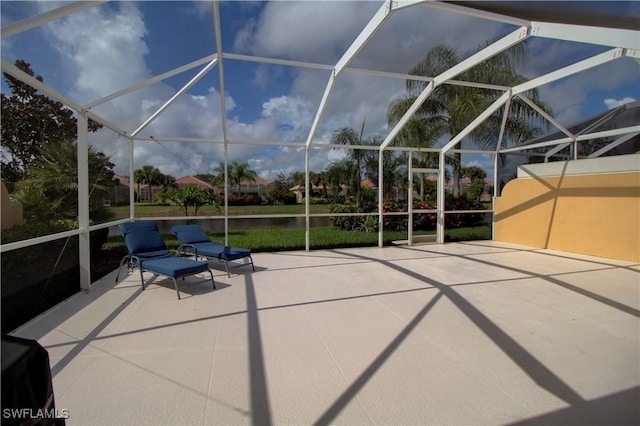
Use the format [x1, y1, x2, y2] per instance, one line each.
[116, 221, 215, 299]
[171, 225, 255, 278]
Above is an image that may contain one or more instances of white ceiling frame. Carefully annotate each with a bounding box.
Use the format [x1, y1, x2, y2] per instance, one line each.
[512, 48, 625, 96]
[213, 1, 229, 147]
[225, 52, 512, 91]
[1, 58, 127, 138]
[500, 125, 640, 153]
[421, 1, 531, 27]
[588, 132, 639, 158]
[130, 58, 218, 137]
[85, 54, 216, 110]
[379, 26, 529, 151]
[0, 1, 107, 39]
[305, 2, 394, 148]
[515, 94, 572, 143]
[543, 104, 629, 160]
[440, 91, 512, 154]
[532, 22, 640, 50]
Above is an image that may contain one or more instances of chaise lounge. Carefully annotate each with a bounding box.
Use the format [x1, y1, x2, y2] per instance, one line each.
[116, 221, 215, 299]
[171, 224, 255, 278]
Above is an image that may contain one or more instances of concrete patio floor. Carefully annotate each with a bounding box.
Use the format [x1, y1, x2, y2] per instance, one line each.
[9, 241, 640, 425]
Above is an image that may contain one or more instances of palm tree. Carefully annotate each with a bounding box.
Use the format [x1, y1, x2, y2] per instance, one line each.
[388, 40, 551, 197]
[211, 162, 225, 189]
[331, 120, 376, 206]
[15, 139, 114, 222]
[134, 165, 162, 202]
[228, 161, 257, 195]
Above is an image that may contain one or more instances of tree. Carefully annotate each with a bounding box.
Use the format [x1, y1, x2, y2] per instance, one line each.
[388, 40, 551, 197]
[331, 120, 377, 206]
[1, 60, 101, 189]
[211, 162, 226, 189]
[13, 139, 115, 222]
[159, 185, 216, 216]
[266, 172, 296, 205]
[133, 165, 162, 202]
[461, 165, 487, 205]
[228, 161, 257, 195]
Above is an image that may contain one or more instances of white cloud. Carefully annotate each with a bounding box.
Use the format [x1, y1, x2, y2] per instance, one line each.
[604, 97, 636, 109]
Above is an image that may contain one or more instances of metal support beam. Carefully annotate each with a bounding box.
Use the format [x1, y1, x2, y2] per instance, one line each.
[212, 1, 230, 243]
[85, 55, 216, 109]
[588, 132, 639, 158]
[532, 22, 640, 50]
[306, 1, 394, 148]
[381, 26, 529, 151]
[77, 112, 91, 291]
[512, 48, 624, 95]
[441, 91, 511, 154]
[131, 58, 218, 137]
[1, 1, 107, 39]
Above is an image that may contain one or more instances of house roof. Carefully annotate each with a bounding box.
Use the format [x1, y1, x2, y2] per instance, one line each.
[176, 175, 214, 189]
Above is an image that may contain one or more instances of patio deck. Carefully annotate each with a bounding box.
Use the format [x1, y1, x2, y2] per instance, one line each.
[9, 241, 640, 425]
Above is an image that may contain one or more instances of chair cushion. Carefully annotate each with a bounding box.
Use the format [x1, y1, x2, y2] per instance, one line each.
[171, 225, 211, 244]
[124, 230, 168, 255]
[194, 242, 251, 261]
[141, 257, 209, 278]
[120, 221, 168, 255]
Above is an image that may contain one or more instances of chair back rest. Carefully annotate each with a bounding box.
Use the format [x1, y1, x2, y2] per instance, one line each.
[120, 221, 168, 255]
[171, 225, 211, 244]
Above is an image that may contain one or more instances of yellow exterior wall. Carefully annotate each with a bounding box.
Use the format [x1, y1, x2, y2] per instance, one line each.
[495, 169, 640, 262]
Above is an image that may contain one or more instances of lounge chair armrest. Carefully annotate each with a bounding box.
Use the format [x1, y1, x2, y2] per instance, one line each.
[176, 244, 198, 257]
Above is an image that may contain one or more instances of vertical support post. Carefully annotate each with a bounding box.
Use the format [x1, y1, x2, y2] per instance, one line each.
[128, 137, 135, 218]
[408, 151, 413, 246]
[436, 151, 446, 244]
[377, 149, 384, 247]
[77, 112, 91, 291]
[305, 146, 310, 251]
[224, 144, 229, 246]
[492, 153, 499, 241]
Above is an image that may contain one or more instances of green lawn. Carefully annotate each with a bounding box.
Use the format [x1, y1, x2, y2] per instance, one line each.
[107, 203, 331, 219]
[104, 225, 491, 253]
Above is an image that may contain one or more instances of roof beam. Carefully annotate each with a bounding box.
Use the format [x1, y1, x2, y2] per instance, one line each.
[513, 48, 624, 95]
[306, 1, 394, 147]
[500, 125, 640, 153]
[532, 22, 639, 50]
[380, 26, 529, 151]
[421, 1, 531, 27]
[131, 58, 218, 137]
[588, 132, 639, 158]
[85, 55, 216, 110]
[441, 91, 511, 154]
[1, 1, 107, 39]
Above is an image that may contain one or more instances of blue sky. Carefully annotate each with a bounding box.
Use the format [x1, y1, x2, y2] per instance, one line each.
[1, 1, 638, 181]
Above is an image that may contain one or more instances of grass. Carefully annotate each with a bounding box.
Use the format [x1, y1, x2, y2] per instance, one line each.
[104, 225, 492, 253]
[107, 203, 331, 219]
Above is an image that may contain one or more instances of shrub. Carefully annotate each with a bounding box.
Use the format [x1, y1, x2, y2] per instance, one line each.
[329, 203, 362, 231]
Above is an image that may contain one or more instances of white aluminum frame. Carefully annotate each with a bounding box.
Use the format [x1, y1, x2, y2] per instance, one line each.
[0, 0, 638, 294]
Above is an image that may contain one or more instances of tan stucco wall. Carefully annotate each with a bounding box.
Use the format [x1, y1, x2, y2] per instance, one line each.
[1, 181, 23, 230]
[495, 157, 640, 262]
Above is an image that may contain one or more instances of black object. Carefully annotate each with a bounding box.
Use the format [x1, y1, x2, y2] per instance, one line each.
[1, 335, 64, 426]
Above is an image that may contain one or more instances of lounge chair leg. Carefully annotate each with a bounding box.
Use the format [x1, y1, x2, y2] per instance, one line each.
[249, 255, 255, 272]
[115, 255, 131, 282]
[139, 268, 146, 291]
[172, 277, 181, 300]
[208, 270, 216, 290]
